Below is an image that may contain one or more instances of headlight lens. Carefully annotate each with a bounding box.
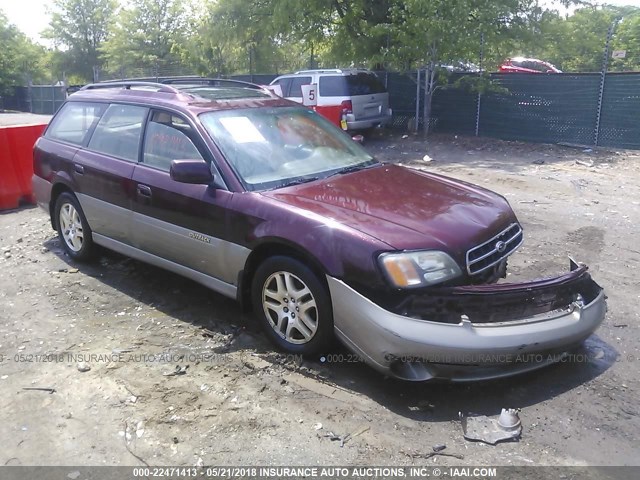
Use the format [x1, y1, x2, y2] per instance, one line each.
[379, 250, 462, 288]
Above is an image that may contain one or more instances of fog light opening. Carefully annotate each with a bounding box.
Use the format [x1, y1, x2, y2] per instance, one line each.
[388, 358, 434, 381]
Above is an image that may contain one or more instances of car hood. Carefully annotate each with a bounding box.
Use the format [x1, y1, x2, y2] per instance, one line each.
[261, 164, 517, 258]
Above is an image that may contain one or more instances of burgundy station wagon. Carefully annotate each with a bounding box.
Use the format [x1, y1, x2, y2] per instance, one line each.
[32, 78, 606, 381]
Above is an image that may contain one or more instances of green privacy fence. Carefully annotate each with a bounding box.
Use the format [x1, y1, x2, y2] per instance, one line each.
[30, 85, 67, 115]
[429, 72, 640, 150]
[8, 69, 640, 149]
[598, 74, 640, 149]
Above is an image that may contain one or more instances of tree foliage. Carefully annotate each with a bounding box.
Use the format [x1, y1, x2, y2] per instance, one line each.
[3, 0, 640, 89]
[0, 10, 47, 95]
[531, 5, 640, 72]
[42, 0, 116, 82]
[186, 0, 285, 76]
[101, 0, 191, 75]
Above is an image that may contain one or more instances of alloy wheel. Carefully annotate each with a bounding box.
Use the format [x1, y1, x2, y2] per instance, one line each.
[59, 202, 84, 252]
[262, 271, 318, 344]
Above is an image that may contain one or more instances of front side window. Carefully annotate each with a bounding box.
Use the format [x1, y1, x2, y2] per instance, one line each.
[87, 104, 148, 162]
[271, 77, 292, 97]
[46, 102, 107, 145]
[142, 111, 204, 171]
[200, 107, 376, 191]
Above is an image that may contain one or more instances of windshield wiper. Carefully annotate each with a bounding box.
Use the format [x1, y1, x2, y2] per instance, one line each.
[275, 176, 320, 189]
[328, 162, 380, 177]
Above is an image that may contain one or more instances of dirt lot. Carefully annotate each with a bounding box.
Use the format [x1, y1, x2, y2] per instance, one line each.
[0, 132, 638, 469]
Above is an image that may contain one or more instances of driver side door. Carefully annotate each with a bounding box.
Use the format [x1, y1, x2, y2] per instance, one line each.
[131, 109, 242, 288]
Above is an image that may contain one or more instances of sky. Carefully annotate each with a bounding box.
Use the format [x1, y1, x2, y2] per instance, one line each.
[1, 0, 51, 42]
[2, 0, 640, 45]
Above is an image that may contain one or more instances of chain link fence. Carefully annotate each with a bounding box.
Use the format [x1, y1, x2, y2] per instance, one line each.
[5, 61, 640, 150]
[429, 71, 640, 149]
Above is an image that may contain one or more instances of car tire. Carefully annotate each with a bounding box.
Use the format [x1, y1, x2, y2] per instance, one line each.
[54, 192, 95, 261]
[251, 256, 334, 355]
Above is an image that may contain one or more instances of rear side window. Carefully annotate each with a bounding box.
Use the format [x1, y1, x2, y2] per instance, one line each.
[288, 76, 312, 98]
[319, 76, 347, 96]
[345, 73, 386, 95]
[143, 111, 204, 171]
[87, 104, 148, 162]
[45, 102, 106, 145]
[319, 73, 387, 96]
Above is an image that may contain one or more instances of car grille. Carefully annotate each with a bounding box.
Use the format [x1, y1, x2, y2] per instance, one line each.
[466, 223, 523, 275]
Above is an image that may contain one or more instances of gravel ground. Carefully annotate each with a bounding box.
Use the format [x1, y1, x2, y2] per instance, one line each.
[0, 132, 638, 470]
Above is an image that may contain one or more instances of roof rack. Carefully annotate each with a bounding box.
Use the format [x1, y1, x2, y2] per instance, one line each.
[293, 68, 371, 74]
[157, 77, 266, 90]
[80, 81, 180, 94]
[78, 77, 274, 100]
[101, 76, 266, 90]
[294, 69, 343, 74]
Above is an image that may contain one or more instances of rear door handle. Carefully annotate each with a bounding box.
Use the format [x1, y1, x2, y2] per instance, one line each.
[74, 164, 84, 175]
[137, 184, 152, 197]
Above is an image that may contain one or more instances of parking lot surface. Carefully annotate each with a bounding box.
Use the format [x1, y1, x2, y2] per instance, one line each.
[1, 133, 638, 468]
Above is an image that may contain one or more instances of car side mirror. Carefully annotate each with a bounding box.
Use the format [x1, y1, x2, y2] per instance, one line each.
[170, 159, 213, 184]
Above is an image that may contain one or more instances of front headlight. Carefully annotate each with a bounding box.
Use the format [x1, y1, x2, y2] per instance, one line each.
[379, 250, 462, 288]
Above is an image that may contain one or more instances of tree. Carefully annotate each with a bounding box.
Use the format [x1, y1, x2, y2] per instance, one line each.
[381, 0, 540, 131]
[186, 0, 294, 76]
[611, 9, 640, 71]
[536, 5, 622, 72]
[101, 0, 192, 75]
[43, 0, 117, 82]
[0, 10, 47, 95]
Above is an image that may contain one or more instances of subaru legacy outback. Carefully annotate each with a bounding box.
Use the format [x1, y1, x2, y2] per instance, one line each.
[32, 78, 606, 381]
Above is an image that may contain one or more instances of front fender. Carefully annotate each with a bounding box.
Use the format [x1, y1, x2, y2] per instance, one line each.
[229, 192, 391, 287]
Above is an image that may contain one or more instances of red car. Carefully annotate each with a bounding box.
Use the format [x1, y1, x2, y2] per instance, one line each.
[32, 78, 604, 381]
[500, 57, 562, 74]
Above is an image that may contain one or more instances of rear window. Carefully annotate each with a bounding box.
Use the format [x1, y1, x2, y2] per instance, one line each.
[87, 104, 148, 162]
[319, 73, 386, 97]
[45, 102, 106, 145]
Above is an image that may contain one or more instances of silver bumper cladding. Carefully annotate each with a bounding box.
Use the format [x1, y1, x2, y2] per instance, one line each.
[32, 174, 52, 213]
[328, 264, 606, 381]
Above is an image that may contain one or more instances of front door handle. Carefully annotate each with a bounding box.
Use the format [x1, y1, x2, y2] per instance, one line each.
[137, 184, 152, 197]
[74, 164, 84, 175]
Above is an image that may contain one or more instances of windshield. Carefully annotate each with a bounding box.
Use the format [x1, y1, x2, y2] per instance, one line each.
[200, 107, 376, 191]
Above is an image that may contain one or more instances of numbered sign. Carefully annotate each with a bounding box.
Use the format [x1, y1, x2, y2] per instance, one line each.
[301, 84, 317, 106]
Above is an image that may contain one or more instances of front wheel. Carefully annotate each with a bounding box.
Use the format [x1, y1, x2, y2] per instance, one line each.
[54, 192, 95, 261]
[251, 256, 334, 355]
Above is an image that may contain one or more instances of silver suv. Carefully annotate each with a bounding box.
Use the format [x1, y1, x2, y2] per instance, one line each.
[270, 69, 392, 131]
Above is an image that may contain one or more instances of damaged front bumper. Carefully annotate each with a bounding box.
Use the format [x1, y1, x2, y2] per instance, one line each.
[328, 260, 606, 381]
